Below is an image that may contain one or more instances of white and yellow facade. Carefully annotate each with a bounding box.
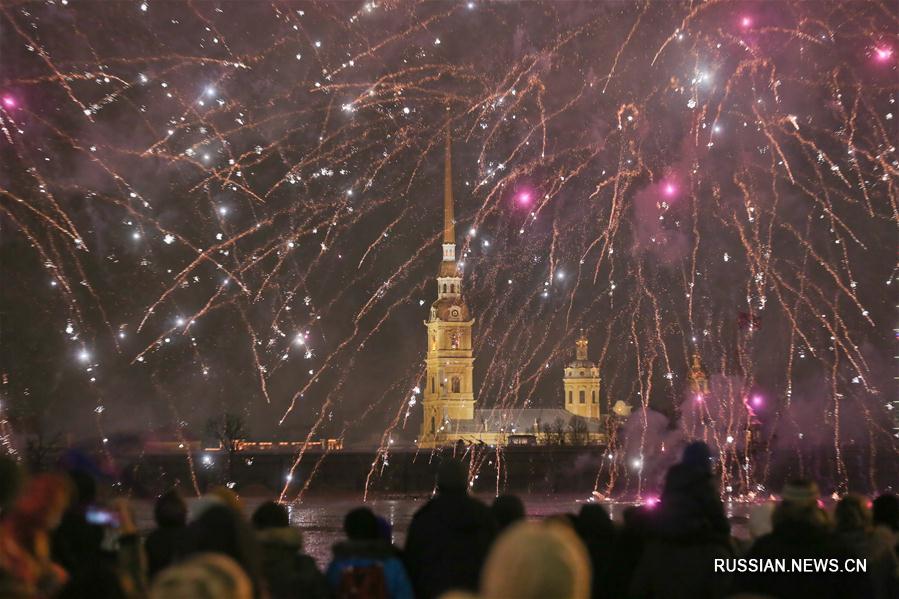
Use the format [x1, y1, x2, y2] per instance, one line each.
[418, 130, 605, 448]
[563, 332, 601, 419]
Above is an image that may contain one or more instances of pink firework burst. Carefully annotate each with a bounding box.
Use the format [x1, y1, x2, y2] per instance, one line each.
[874, 46, 893, 62]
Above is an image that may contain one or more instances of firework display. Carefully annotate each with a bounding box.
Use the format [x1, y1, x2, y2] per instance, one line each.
[1, 1, 896, 499]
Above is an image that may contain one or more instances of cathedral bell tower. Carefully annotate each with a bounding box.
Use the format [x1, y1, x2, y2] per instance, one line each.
[420, 127, 476, 447]
[563, 330, 600, 419]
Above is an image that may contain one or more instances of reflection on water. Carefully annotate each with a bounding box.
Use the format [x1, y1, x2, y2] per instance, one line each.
[134, 494, 753, 568]
[287, 497, 423, 566]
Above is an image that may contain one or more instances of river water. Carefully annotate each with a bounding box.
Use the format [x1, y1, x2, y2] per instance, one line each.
[134, 494, 753, 567]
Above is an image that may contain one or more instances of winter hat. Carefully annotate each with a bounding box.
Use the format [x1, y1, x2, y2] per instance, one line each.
[492, 495, 526, 532]
[344, 506, 379, 540]
[748, 503, 774, 539]
[872, 493, 899, 531]
[681, 441, 713, 471]
[209, 486, 244, 514]
[150, 553, 252, 599]
[781, 480, 820, 507]
[251, 501, 289, 530]
[437, 459, 468, 493]
[188, 494, 225, 523]
[482, 522, 591, 599]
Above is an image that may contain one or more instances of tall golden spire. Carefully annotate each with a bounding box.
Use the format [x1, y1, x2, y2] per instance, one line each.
[443, 124, 454, 245]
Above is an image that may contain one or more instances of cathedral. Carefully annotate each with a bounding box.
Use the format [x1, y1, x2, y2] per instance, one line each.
[418, 131, 606, 448]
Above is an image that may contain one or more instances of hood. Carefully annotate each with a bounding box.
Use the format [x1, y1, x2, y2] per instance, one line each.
[772, 518, 830, 542]
[432, 493, 490, 531]
[662, 463, 713, 496]
[257, 526, 303, 551]
[653, 464, 723, 539]
[187, 495, 225, 523]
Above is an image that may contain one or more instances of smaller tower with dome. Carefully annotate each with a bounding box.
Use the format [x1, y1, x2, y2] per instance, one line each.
[563, 330, 601, 419]
[687, 353, 710, 399]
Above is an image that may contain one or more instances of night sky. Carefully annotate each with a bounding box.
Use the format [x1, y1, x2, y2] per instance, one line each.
[1, 1, 896, 482]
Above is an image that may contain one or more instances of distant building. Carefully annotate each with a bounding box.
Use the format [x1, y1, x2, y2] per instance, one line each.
[687, 353, 710, 399]
[143, 436, 342, 454]
[418, 130, 605, 448]
[563, 331, 601, 419]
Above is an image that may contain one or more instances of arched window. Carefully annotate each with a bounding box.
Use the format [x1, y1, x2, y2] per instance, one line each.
[579, 390, 586, 404]
[451, 377, 461, 393]
[450, 283, 455, 294]
[592, 390, 596, 403]
[430, 416, 435, 434]
[442, 284, 447, 294]
[568, 391, 572, 404]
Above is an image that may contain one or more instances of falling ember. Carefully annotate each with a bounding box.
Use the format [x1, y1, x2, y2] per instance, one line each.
[1, 95, 15, 108]
[515, 191, 532, 206]
[662, 183, 677, 197]
[740, 16, 752, 28]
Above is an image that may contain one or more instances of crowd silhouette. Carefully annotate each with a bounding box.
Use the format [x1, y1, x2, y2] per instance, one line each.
[0, 443, 897, 599]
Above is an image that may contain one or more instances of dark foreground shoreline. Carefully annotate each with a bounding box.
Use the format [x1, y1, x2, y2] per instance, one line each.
[110, 444, 899, 499]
